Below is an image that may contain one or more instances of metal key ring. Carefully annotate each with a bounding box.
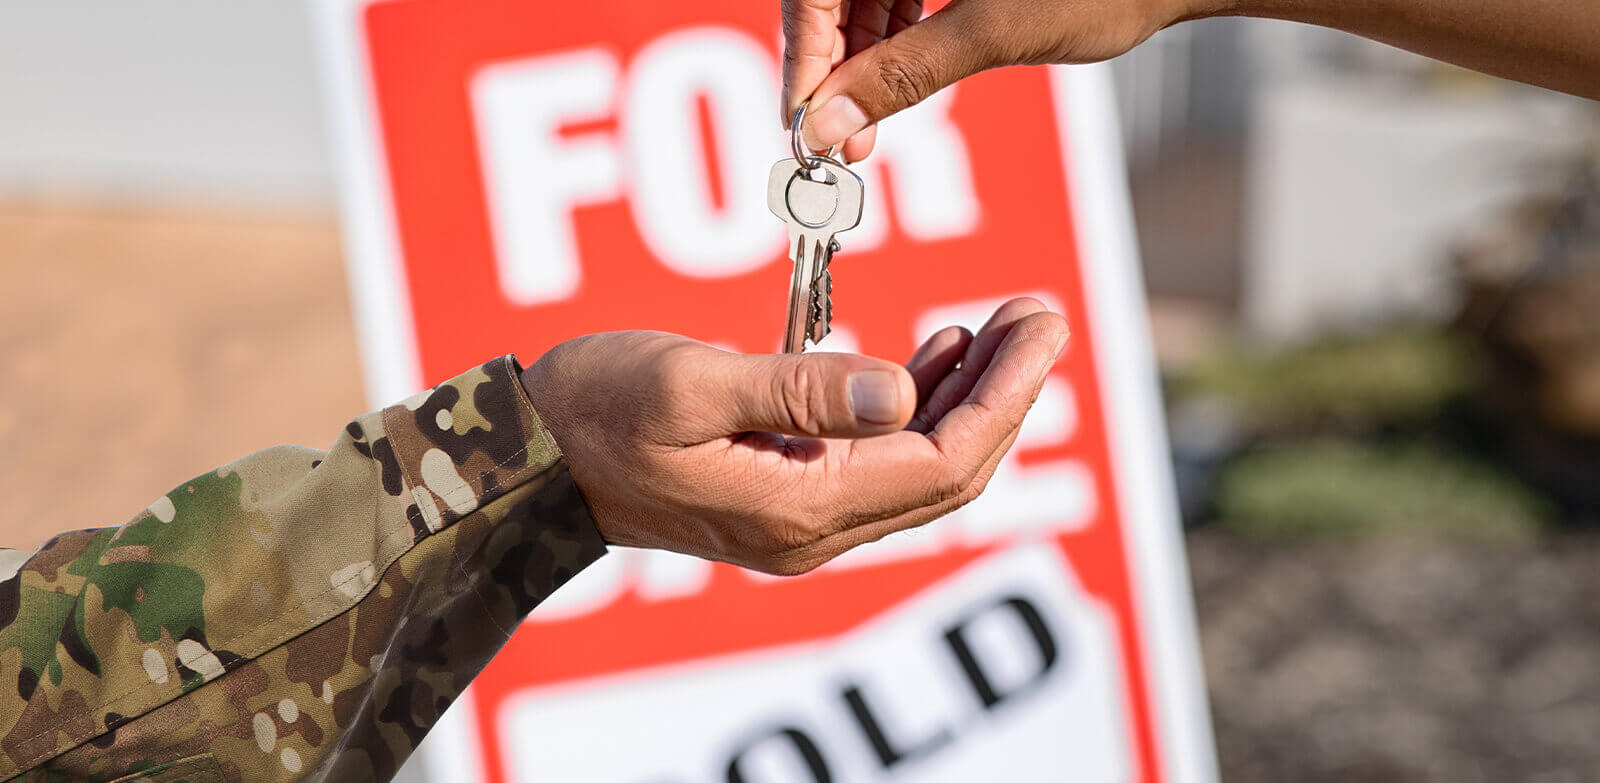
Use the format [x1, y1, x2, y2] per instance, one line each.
[791, 101, 837, 170]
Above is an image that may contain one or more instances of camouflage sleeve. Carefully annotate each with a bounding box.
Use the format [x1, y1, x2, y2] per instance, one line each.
[0, 355, 608, 782]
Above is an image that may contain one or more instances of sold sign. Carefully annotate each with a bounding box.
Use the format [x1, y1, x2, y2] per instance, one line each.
[313, 0, 1216, 780]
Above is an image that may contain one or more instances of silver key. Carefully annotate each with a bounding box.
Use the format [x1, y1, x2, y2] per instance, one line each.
[768, 157, 862, 353]
[810, 239, 839, 345]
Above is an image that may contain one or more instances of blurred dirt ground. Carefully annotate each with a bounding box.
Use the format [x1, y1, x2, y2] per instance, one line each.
[0, 203, 363, 550]
[1192, 529, 1600, 782]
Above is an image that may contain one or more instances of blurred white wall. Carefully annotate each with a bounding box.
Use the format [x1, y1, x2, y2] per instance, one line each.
[1244, 67, 1592, 341]
[0, 1, 332, 209]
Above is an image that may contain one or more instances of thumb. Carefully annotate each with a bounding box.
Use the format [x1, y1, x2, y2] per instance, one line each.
[801, 0, 1001, 151]
[714, 352, 917, 439]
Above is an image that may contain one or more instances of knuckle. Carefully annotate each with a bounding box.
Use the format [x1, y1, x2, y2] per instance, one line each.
[992, 388, 1032, 420]
[872, 51, 938, 110]
[927, 464, 969, 505]
[759, 548, 827, 577]
[954, 454, 986, 492]
[929, 468, 986, 513]
[651, 343, 702, 389]
[771, 519, 822, 554]
[760, 557, 816, 577]
[1012, 312, 1067, 343]
[748, 508, 825, 558]
[774, 361, 828, 435]
[649, 345, 708, 404]
[818, 502, 876, 539]
[632, 342, 717, 438]
[968, 468, 996, 500]
[745, 511, 840, 575]
[968, 4, 1041, 65]
[636, 353, 688, 416]
[966, 461, 992, 489]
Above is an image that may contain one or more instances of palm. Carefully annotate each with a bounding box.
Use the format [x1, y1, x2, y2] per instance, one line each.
[685, 305, 1035, 527]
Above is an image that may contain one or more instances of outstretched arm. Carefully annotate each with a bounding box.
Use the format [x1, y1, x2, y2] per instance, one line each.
[1218, 0, 1600, 100]
[784, 0, 1600, 160]
[0, 298, 1066, 780]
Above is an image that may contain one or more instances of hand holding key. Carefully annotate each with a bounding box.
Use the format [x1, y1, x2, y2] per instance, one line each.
[781, 0, 1189, 160]
[520, 298, 1068, 575]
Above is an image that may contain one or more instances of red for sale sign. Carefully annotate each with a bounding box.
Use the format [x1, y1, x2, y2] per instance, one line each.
[313, 1, 1216, 780]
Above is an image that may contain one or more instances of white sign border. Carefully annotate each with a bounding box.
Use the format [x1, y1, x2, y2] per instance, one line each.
[311, 0, 426, 407]
[1051, 63, 1219, 782]
[310, 1, 1217, 777]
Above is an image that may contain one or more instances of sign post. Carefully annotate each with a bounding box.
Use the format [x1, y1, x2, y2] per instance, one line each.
[314, 1, 1216, 779]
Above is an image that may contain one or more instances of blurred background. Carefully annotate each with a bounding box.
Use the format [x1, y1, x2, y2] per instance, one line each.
[3, 3, 1599, 781]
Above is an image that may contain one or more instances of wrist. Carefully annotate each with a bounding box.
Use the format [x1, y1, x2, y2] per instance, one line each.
[1167, 0, 1241, 24]
[1187, 0, 1325, 23]
[1156, 0, 1241, 30]
[518, 355, 567, 448]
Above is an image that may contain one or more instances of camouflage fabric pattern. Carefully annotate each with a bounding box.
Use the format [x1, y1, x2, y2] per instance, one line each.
[0, 356, 607, 781]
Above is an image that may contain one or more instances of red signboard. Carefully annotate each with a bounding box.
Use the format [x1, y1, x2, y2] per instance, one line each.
[315, 0, 1215, 780]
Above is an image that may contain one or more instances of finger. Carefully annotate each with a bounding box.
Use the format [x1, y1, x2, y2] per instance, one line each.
[960, 298, 1054, 374]
[911, 297, 1048, 433]
[805, 314, 1062, 527]
[887, 0, 922, 36]
[836, 0, 891, 161]
[904, 325, 973, 410]
[704, 350, 918, 440]
[841, 124, 877, 162]
[832, 0, 903, 162]
[843, 0, 887, 54]
[803, 0, 1002, 151]
[927, 315, 1068, 480]
[782, 0, 848, 125]
[843, 0, 923, 56]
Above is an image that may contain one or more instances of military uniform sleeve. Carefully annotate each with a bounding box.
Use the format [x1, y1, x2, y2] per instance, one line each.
[0, 355, 608, 782]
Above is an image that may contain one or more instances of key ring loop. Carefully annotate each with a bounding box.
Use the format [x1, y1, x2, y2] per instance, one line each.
[791, 101, 836, 170]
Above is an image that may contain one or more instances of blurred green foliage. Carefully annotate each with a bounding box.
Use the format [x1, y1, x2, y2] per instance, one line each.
[1173, 328, 1480, 433]
[1171, 327, 1552, 538]
[1215, 440, 1546, 540]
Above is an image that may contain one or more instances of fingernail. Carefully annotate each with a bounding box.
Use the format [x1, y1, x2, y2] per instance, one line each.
[807, 95, 869, 150]
[849, 370, 902, 425]
[1053, 331, 1069, 360]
